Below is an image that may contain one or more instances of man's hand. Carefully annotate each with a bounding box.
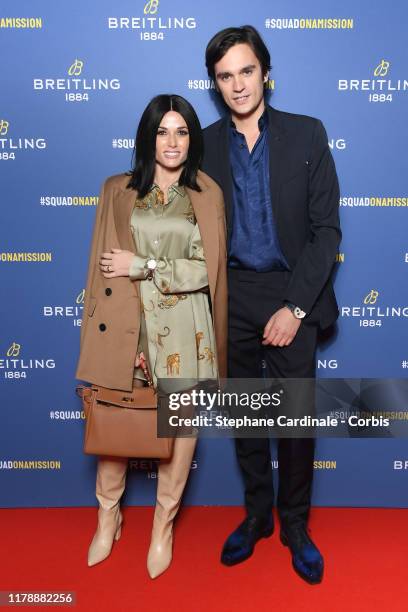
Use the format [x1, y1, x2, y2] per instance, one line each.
[262, 307, 301, 347]
[100, 248, 135, 278]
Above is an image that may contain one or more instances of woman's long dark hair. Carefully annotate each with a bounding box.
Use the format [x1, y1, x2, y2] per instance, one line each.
[127, 94, 203, 197]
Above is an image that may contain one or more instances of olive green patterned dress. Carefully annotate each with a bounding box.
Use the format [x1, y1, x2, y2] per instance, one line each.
[129, 183, 217, 388]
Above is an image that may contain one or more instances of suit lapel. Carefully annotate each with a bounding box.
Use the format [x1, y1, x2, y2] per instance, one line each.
[267, 105, 286, 221]
[186, 179, 219, 303]
[217, 118, 233, 228]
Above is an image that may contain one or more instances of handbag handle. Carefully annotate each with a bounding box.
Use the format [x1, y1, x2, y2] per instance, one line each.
[76, 383, 157, 410]
[138, 352, 153, 387]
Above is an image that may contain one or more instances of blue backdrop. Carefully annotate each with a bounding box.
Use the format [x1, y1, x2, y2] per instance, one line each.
[1, 0, 407, 508]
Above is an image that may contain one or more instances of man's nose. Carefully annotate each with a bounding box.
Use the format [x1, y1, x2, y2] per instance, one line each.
[233, 76, 245, 92]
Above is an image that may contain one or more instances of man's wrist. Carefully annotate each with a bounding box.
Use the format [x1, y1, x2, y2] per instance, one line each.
[284, 301, 306, 320]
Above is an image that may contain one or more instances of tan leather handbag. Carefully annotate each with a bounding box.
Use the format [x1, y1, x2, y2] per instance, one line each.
[76, 383, 174, 459]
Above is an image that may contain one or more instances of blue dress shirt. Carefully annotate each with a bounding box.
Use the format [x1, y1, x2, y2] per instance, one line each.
[228, 110, 289, 272]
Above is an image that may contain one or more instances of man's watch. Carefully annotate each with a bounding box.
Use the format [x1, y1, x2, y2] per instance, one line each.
[145, 258, 157, 280]
[284, 302, 306, 320]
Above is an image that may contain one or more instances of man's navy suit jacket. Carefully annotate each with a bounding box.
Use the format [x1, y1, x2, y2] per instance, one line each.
[202, 105, 342, 330]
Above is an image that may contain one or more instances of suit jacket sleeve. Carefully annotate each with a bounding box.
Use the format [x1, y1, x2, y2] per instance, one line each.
[283, 119, 341, 315]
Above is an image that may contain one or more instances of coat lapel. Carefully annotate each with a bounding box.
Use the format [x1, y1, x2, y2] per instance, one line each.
[186, 177, 219, 304]
[113, 183, 138, 252]
[111, 182, 140, 299]
[217, 118, 234, 228]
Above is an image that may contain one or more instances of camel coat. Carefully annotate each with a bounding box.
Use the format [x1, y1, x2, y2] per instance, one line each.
[76, 170, 228, 391]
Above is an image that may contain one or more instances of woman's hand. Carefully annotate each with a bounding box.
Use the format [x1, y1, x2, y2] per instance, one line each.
[99, 248, 135, 278]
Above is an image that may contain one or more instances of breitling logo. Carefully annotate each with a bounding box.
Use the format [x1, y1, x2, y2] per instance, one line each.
[43, 291, 84, 325]
[107, 3, 196, 33]
[144, 0, 159, 14]
[338, 59, 408, 101]
[341, 289, 408, 326]
[363, 290, 379, 305]
[0, 121, 47, 158]
[6, 342, 21, 357]
[68, 59, 84, 76]
[2, 342, 56, 377]
[374, 59, 390, 77]
[33, 60, 121, 99]
[0, 120, 9, 135]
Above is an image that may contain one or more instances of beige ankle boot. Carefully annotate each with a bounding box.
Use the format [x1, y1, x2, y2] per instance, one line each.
[88, 456, 128, 567]
[147, 436, 197, 578]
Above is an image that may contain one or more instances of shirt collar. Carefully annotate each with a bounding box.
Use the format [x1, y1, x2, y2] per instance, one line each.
[150, 182, 185, 197]
[170, 183, 185, 197]
[258, 107, 269, 130]
[230, 107, 269, 132]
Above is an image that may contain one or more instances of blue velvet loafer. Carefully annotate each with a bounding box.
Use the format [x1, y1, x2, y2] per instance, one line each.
[221, 515, 274, 566]
[280, 526, 324, 584]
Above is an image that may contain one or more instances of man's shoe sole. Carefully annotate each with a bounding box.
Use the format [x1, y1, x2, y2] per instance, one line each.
[221, 526, 274, 567]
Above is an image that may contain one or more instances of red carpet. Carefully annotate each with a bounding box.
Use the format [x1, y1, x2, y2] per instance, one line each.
[0, 507, 406, 611]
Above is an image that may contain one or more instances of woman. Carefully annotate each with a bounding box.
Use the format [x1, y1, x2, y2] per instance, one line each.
[76, 94, 227, 578]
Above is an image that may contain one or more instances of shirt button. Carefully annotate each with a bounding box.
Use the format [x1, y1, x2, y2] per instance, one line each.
[154, 239, 159, 245]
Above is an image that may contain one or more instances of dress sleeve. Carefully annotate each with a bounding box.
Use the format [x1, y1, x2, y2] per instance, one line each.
[129, 255, 147, 281]
[151, 222, 209, 293]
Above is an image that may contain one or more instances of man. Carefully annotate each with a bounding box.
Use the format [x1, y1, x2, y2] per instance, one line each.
[202, 26, 341, 584]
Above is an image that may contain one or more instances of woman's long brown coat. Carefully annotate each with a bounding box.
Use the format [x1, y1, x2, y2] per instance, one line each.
[76, 170, 228, 391]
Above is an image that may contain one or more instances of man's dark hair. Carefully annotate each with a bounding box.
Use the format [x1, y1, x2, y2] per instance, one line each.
[127, 94, 203, 197]
[205, 25, 271, 82]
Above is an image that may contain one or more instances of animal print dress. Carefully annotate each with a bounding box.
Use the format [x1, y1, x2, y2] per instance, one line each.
[129, 182, 217, 389]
